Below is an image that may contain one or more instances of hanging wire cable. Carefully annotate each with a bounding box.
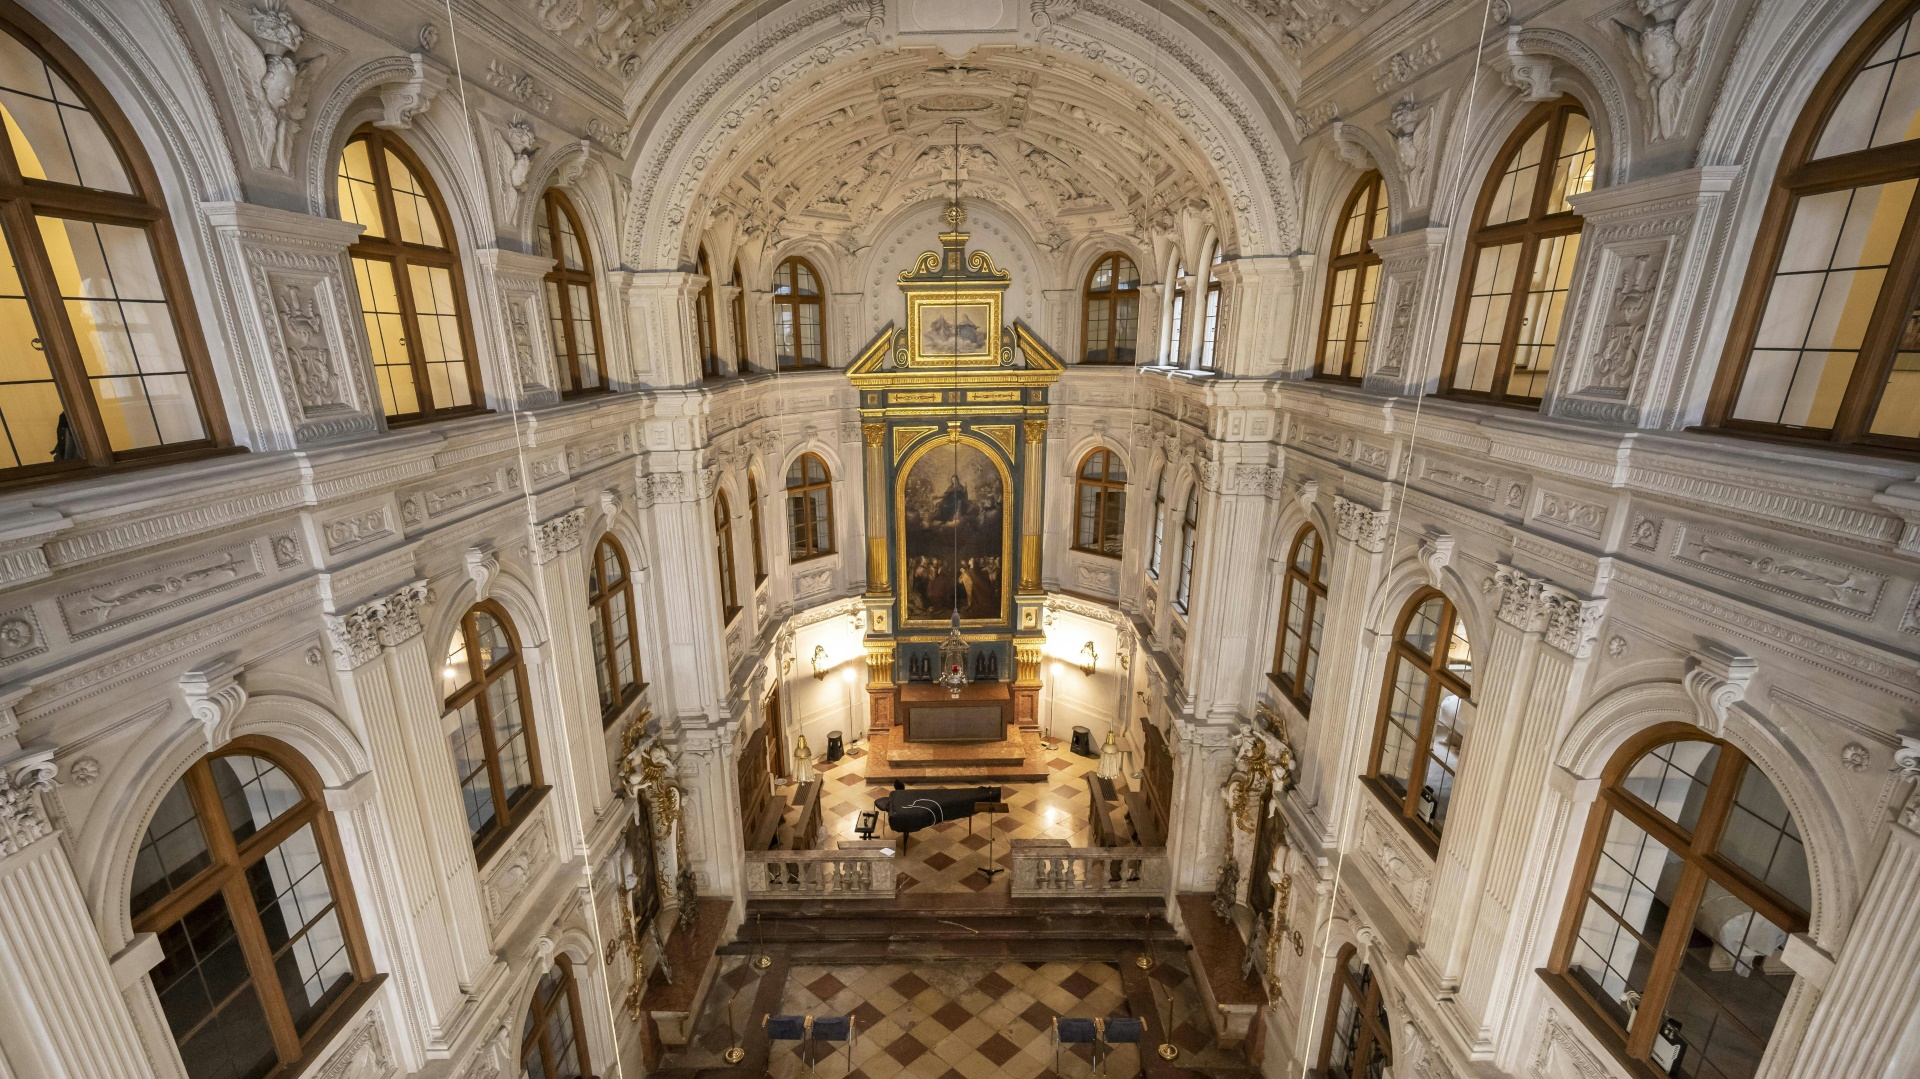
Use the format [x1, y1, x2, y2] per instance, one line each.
[1296, 0, 1497, 1073]
[436, 3, 629, 1073]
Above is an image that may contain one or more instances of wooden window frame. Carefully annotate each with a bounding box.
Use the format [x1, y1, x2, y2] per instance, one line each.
[730, 259, 750, 372]
[1071, 448, 1128, 558]
[785, 452, 835, 562]
[715, 490, 740, 623]
[521, 955, 593, 1079]
[1543, 724, 1810, 1076]
[341, 126, 483, 423]
[696, 246, 721, 379]
[1080, 251, 1141, 364]
[747, 472, 768, 583]
[1316, 944, 1392, 1078]
[588, 536, 644, 728]
[1174, 485, 1198, 614]
[538, 188, 606, 398]
[444, 601, 547, 864]
[1438, 97, 1591, 409]
[1708, 0, 1920, 454]
[0, 2, 230, 488]
[1271, 524, 1327, 711]
[772, 256, 826, 369]
[1315, 172, 1388, 381]
[131, 738, 375, 1077]
[1363, 588, 1471, 853]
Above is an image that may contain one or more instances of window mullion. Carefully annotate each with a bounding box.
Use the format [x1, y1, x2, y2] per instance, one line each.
[222, 871, 306, 1063]
[1832, 187, 1920, 441]
[553, 268, 584, 390]
[471, 663, 513, 833]
[1491, 232, 1539, 402]
[1628, 861, 1708, 1059]
[389, 250, 434, 417]
[3, 197, 115, 468]
[1403, 650, 1445, 822]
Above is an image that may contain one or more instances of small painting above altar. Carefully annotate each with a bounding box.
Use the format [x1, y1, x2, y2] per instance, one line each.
[919, 302, 994, 359]
[901, 438, 1006, 622]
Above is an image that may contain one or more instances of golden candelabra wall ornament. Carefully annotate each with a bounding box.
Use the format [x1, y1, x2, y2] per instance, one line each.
[811, 644, 830, 679]
[1223, 735, 1273, 832]
[1078, 640, 1098, 675]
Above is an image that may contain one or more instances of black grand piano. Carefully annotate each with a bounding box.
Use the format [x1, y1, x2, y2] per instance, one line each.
[874, 785, 1003, 837]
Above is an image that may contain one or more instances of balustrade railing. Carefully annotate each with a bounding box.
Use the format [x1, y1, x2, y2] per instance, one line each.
[745, 841, 898, 897]
[1009, 839, 1167, 897]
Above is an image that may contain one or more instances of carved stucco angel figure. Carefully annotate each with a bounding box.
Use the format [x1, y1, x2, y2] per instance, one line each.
[1616, 0, 1708, 143]
[218, 5, 327, 174]
[498, 120, 540, 195]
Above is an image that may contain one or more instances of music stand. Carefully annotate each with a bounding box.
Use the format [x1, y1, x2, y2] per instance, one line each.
[976, 800, 1010, 881]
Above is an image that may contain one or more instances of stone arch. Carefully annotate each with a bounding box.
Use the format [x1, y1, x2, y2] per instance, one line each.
[84, 694, 371, 948]
[1554, 679, 1858, 946]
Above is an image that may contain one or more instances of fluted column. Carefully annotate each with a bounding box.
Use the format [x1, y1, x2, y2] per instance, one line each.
[532, 509, 611, 824]
[375, 585, 497, 989]
[323, 581, 466, 1048]
[861, 423, 889, 596]
[0, 752, 149, 1078]
[1019, 419, 1047, 593]
[1789, 808, 1920, 1079]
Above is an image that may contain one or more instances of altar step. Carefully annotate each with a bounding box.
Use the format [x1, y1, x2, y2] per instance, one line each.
[732, 897, 1173, 963]
[860, 727, 1053, 783]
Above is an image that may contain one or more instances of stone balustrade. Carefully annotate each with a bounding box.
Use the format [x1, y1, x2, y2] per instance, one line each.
[1009, 839, 1167, 897]
[745, 841, 899, 897]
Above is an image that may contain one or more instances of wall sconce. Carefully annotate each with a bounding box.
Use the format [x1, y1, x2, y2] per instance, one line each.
[811, 644, 829, 680]
[1078, 641, 1098, 676]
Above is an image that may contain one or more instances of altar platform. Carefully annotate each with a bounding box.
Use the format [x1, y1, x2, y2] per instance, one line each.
[861, 727, 1051, 783]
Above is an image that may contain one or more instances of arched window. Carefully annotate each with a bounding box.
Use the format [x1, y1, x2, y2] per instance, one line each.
[587, 537, 643, 726]
[1273, 525, 1328, 708]
[1366, 590, 1472, 845]
[696, 247, 720, 379]
[1549, 732, 1810, 1078]
[1200, 246, 1224, 369]
[730, 260, 749, 371]
[1317, 945, 1391, 1078]
[339, 127, 480, 421]
[1713, 0, 1920, 448]
[520, 956, 592, 1079]
[442, 603, 544, 857]
[747, 472, 767, 583]
[1317, 172, 1390, 380]
[1174, 485, 1199, 614]
[1442, 98, 1595, 406]
[1167, 263, 1187, 366]
[773, 257, 824, 368]
[1148, 471, 1167, 578]
[786, 452, 834, 561]
[132, 744, 373, 1078]
[715, 491, 739, 622]
[1073, 449, 1128, 557]
[0, 10, 226, 482]
[535, 189, 603, 395]
[1082, 252, 1141, 363]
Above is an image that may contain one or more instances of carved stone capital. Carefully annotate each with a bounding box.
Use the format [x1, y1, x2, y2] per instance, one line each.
[0, 747, 57, 857]
[1023, 419, 1048, 444]
[1540, 590, 1607, 658]
[374, 579, 431, 647]
[1492, 563, 1547, 633]
[1333, 495, 1391, 553]
[532, 508, 586, 566]
[862, 422, 886, 447]
[181, 656, 247, 749]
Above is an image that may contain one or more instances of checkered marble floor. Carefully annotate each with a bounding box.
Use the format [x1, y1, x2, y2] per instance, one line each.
[778, 747, 1120, 894]
[660, 952, 1252, 1078]
[770, 960, 1129, 1078]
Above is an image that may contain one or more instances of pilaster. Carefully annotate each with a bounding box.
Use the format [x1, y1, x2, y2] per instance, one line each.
[624, 272, 707, 388]
[0, 755, 150, 1079]
[1549, 166, 1741, 428]
[200, 202, 379, 450]
[1361, 227, 1449, 395]
[472, 248, 561, 410]
[1789, 820, 1920, 1078]
[531, 508, 611, 823]
[323, 580, 467, 1049]
[1213, 255, 1303, 378]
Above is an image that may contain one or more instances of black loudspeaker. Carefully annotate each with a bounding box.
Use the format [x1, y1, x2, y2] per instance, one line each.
[826, 731, 844, 763]
[1071, 726, 1097, 758]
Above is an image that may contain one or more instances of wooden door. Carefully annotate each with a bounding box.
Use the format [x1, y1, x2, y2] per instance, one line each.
[765, 687, 787, 779]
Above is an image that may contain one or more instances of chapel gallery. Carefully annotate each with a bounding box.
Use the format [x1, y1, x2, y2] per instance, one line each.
[0, 0, 1917, 1078]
